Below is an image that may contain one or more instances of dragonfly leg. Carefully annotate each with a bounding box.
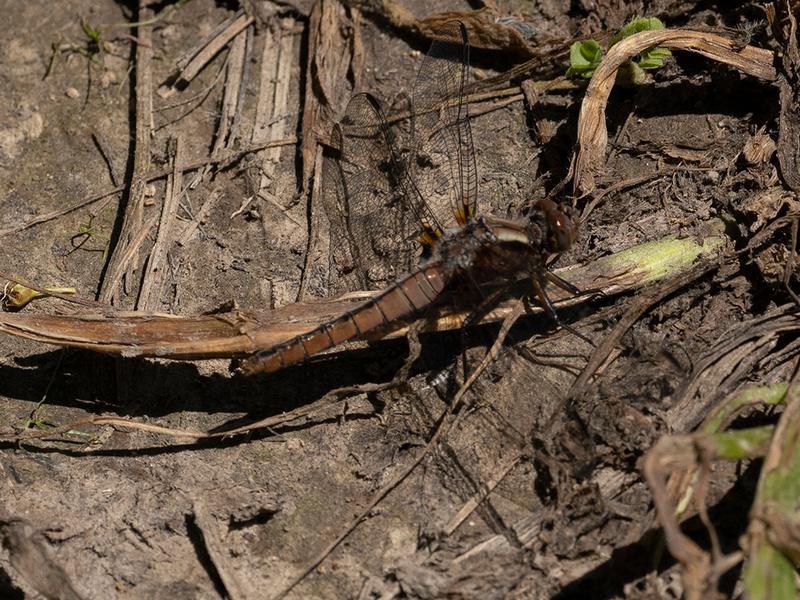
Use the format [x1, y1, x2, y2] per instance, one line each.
[462, 284, 510, 329]
[391, 319, 425, 382]
[458, 283, 515, 378]
[531, 276, 594, 346]
[544, 269, 607, 299]
[543, 269, 581, 295]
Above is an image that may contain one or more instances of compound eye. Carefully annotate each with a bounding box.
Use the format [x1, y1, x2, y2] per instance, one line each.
[546, 208, 575, 252]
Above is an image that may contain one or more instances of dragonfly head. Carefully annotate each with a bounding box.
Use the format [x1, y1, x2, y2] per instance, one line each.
[535, 198, 577, 253]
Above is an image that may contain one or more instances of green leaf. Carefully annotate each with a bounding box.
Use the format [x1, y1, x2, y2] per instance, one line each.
[610, 16, 666, 47]
[611, 17, 672, 80]
[566, 39, 603, 79]
[638, 46, 673, 70]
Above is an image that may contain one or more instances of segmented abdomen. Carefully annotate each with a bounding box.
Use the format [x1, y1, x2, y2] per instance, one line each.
[241, 263, 447, 374]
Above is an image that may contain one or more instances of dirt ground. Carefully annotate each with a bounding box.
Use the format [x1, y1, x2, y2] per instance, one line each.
[0, 0, 798, 598]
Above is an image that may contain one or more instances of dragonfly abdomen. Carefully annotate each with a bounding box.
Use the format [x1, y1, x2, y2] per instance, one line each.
[241, 263, 448, 375]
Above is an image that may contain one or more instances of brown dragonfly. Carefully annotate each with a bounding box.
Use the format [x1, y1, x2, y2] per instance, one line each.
[242, 22, 579, 375]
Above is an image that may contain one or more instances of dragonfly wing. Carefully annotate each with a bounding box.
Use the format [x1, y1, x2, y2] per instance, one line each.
[409, 20, 478, 229]
[321, 93, 436, 293]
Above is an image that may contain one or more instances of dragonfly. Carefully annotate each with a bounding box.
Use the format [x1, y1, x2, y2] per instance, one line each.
[241, 21, 579, 375]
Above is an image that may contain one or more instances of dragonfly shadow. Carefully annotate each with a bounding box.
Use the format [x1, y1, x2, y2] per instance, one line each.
[0, 343, 414, 421]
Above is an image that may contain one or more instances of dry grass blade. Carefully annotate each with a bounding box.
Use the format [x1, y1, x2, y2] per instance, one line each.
[573, 28, 777, 196]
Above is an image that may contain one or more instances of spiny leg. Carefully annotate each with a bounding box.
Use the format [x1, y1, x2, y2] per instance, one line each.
[543, 269, 582, 296]
[544, 268, 606, 299]
[530, 276, 594, 346]
[459, 282, 515, 379]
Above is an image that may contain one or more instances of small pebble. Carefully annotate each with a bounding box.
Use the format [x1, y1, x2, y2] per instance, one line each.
[65, 87, 80, 99]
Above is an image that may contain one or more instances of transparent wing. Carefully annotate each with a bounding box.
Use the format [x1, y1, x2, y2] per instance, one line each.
[408, 20, 478, 229]
[321, 93, 441, 292]
[320, 22, 478, 293]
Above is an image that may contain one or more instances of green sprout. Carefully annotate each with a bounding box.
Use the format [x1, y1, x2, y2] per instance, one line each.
[609, 16, 667, 45]
[566, 16, 672, 83]
[45, 17, 106, 80]
[69, 215, 110, 260]
[566, 38, 603, 79]
[81, 19, 103, 47]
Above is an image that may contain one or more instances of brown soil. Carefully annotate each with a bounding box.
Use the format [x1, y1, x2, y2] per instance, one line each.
[0, 1, 796, 599]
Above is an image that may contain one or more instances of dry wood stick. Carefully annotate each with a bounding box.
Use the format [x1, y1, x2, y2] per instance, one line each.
[180, 13, 253, 83]
[98, 1, 154, 306]
[158, 10, 254, 97]
[175, 10, 243, 71]
[138, 136, 184, 310]
[0, 224, 728, 360]
[252, 19, 296, 201]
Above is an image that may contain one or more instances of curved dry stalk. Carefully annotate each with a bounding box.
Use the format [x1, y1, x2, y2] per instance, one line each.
[0, 223, 727, 362]
[573, 28, 777, 196]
